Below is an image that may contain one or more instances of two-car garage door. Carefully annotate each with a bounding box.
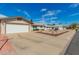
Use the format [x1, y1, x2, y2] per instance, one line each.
[6, 24, 29, 34]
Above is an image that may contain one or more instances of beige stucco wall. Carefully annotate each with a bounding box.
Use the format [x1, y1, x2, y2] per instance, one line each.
[0, 22, 6, 34]
[0, 20, 32, 34]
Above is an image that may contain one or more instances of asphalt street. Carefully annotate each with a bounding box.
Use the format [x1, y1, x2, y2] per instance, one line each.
[65, 31, 79, 55]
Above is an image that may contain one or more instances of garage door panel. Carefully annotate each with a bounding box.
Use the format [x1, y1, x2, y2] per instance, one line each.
[6, 24, 29, 33]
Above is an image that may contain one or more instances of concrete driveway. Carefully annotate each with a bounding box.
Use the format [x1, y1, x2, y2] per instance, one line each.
[6, 31, 75, 55]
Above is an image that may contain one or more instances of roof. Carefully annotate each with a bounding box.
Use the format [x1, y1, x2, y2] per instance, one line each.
[0, 16, 33, 24]
[45, 24, 64, 28]
[32, 23, 45, 27]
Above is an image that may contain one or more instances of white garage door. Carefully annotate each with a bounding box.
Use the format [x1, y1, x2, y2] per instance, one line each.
[6, 24, 29, 33]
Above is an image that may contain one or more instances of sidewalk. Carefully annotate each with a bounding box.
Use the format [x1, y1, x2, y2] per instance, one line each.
[0, 35, 15, 55]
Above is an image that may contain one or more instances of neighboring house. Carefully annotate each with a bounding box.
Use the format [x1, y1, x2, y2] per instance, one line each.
[54, 25, 66, 30]
[0, 17, 33, 34]
[45, 24, 66, 30]
[32, 23, 45, 31]
[44, 25, 53, 30]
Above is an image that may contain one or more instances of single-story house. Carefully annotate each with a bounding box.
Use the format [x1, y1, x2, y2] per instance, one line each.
[54, 25, 66, 30]
[45, 24, 66, 30]
[44, 25, 53, 30]
[32, 23, 45, 31]
[0, 17, 33, 34]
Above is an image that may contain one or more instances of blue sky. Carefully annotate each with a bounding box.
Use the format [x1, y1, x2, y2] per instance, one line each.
[0, 3, 79, 25]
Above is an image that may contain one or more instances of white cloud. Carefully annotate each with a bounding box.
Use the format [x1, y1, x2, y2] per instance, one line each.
[69, 3, 79, 8]
[16, 9, 31, 18]
[34, 18, 48, 24]
[41, 8, 47, 12]
[47, 11, 55, 15]
[42, 11, 55, 17]
[47, 17, 57, 24]
[23, 11, 31, 18]
[69, 13, 79, 16]
[42, 10, 62, 18]
[0, 14, 7, 18]
[34, 17, 57, 25]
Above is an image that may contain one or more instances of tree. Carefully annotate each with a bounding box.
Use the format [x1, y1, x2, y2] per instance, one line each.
[69, 23, 78, 29]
